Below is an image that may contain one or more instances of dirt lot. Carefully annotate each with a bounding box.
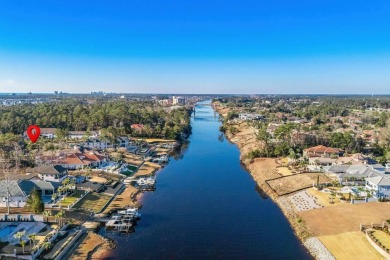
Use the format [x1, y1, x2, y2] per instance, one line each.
[277, 166, 294, 176]
[319, 231, 382, 260]
[104, 185, 139, 213]
[247, 158, 281, 182]
[88, 176, 107, 184]
[123, 153, 144, 166]
[143, 138, 176, 143]
[266, 173, 332, 196]
[300, 202, 390, 236]
[70, 232, 105, 260]
[134, 162, 161, 177]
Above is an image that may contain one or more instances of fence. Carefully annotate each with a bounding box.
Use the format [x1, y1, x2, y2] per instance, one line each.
[0, 214, 43, 222]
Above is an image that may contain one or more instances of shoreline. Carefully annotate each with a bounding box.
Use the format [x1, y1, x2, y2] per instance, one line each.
[89, 143, 182, 259]
[214, 104, 331, 260]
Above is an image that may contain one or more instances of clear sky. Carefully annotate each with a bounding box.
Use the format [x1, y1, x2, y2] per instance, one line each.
[1, 0, 390, 94]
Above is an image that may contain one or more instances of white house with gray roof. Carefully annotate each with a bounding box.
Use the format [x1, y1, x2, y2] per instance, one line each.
[26, 165, 68, 183]
[0, 180, 27, 207]
[0, 179, 60, 208]
[365, 175, 390, 198]
[325, 165, 384, 185]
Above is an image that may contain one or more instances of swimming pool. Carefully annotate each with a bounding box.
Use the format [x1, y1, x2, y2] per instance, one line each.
[41, 196, 53, 204]
[0, 225, 17, 239]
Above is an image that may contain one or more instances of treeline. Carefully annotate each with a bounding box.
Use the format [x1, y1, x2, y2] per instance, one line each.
[0, 100, 192, 140]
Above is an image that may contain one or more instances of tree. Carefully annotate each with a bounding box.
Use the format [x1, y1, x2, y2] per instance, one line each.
[51, 193, 58, 202]
[20, 240, 26, 254]
[26, 188, 44, 214]
[383, 118, 390, 150]
[43, 210, 52, 222]
[27, 233, 37, 247]
[43, 242, 52, 251]
[13, 231, 26, 254]
[56, 209, 66, 227]
[288, 149, 298, 163]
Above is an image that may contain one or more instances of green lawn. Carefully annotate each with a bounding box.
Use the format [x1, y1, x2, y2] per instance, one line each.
[59, 190, 86, 208]
[121, 164, 139, 176]
[72, 192, 112, 213]
[127, 164, 138, 171]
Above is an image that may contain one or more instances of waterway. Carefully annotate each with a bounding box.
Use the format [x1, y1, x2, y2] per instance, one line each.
[103, 100, 312, 259]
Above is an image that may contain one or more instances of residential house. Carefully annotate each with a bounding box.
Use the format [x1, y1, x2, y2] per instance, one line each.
[131, 124, 145, 133]
[83, 136, 130, 149]
[325, 165, 384, 185]
[40, 128, 56, 139]
[238, 113, 264, 121]
[117, 136, 130, 148]
[0, 180, 28, 208]
[84, 138, 114, 150]
[0, 179, 60, 207]
[303, 145, 341, 158]
[69, 130, 99, 139]
[366, 175, 390, 198]
[26, 165, 68, 183]
[39, 128, 99, 139]
[335, 153, 370, 165]
[37, 147, 107, 170]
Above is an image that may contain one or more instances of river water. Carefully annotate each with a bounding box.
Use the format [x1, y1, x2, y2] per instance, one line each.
[103, 101, 311, 259]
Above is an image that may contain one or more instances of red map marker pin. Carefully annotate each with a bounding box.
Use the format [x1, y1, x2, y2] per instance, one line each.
[27, 125, 41, 143]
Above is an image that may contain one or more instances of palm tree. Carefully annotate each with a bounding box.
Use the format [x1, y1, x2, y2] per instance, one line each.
[27, 233, 37, 247]
[20, 240, 26, 254]
[13, 231, 26, 253]
[43, 242, 52, 252]
[43, 210, 52, 222]
[56, 210, 66, 227]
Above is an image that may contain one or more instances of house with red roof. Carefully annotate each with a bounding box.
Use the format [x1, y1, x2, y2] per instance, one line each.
[303, 145, 341, 158]
[37, 147, 108, 170]
[131, 124, 145, 133]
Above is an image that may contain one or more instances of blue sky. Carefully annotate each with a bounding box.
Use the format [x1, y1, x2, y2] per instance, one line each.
[1, 0, 390, 94]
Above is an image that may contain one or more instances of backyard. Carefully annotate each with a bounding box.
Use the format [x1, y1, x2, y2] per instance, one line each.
[73, 192, 112, 213]
[58, 190, 86, 208]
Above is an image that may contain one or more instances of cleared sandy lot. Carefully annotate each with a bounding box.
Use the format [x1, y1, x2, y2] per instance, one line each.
[300, 202, 390, 236]
[277, 166, 294, 176]
[70, 232, 105, 260]
[104, 185, 139, 213]
[319, 231, 382, 260]
[134, 161, 161, 177]
[266, 173, 332, 196]
[247, 158, 281, 182]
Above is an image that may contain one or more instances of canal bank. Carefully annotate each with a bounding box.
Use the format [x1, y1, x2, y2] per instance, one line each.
[101, 100, 312, 259]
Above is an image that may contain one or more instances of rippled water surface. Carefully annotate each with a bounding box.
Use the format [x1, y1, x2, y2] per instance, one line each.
[103, 101, 312, 259]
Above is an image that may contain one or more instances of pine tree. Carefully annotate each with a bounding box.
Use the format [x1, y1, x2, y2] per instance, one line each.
[26, 188, 44, 214]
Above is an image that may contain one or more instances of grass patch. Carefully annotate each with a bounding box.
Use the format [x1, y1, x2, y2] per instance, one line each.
[121, 170, 133, 176]
[73, 192, 112, 213]
[127, 165, 138, 172]
[59, 190, 86, 207]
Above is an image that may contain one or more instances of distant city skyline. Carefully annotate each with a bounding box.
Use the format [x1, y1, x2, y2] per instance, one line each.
[1, 1, 390, 94]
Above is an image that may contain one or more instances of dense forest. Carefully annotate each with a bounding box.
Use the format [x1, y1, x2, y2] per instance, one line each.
[0, 100, 192, 140]
[216, 96, 390, 164]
